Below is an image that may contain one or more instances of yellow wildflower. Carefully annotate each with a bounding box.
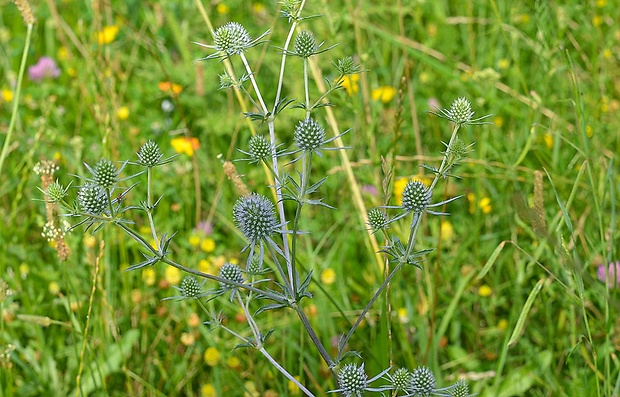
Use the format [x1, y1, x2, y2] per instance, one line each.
[116, 106, 129, 121]
[439, 221, 454, 242]
[603, 49, 612, 59]
[97, 25, 119, 45]
[1, 88, 13, 102]
[593, 15, 603, 27]
[244, 381, 260, 397]
[180, 332, 195, 346]
[57, 46, 68, 61]
[585, 125, 593, 138]
[397, 307, 409, 324]
[164, 266, 181, 285]
[493, 116, 504, 128]
[212, 255, 226, 269]
[320, 268, 336, 285]
[200, 237, 216, 253]
[204, 347, 221, 366]
[478, 284, 492, 297]
[19, 263, 29, 278]
[142, 268, 156, 286]
[543, 133, 553, 150]
[201, 383, 218, 397]
[226, 356, 240, 368]
[515, 14, 530, 24]
[252, 3, 266, 14]
[48, 281, 60, 295]
[371, 86, 396, 103]
[170, 137, 200, 156]
[216, 3, 229, 14]
[498, 319, 508, 330]
[83, 235, 97, 249]
[198, 259, 212, 274]
[497, 58, 510, 70]
[479, 197, 492, 214]
[340, 74, 359, 95]
[189, 235, 201, 247]
[596, 0, 606, 6]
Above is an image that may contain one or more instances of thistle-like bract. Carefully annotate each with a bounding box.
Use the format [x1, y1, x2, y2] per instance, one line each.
[232, 193, 278, 243]
[213, 22, 251, 56]
[137, 140, 164, 167]
[409, 366, 436, 396]
[337, 363, 368, 397]
[401, 180, 432, 214]
[294, 118, 325, 152]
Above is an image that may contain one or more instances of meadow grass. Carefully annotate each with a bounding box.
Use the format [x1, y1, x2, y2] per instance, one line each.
[0, 0, 619, 396]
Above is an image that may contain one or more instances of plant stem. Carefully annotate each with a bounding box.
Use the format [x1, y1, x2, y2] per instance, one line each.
[0, 23, 33, 176]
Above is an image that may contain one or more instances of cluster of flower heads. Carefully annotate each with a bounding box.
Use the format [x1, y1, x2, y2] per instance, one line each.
[330, 363, 473, 397]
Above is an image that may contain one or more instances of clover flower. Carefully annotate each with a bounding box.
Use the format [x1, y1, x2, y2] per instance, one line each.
[28, 56, 60, 82]
[597, 262, 620, 287]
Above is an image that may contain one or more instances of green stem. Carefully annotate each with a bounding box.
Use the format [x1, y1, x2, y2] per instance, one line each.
[0, 23, 33, 176]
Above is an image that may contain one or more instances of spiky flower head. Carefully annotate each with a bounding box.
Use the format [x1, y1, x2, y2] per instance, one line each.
[401, 180, 432, 213]
[213, 22, 251, 56]
[449, 380, 470, 397]
[180, 276, 202, 298]
[390, 368, 412, 392]
[338, 363, 368, 397]
[219, 263, 245, 290]
[447, 97, 474, 125]
[334, 56, 360, 76]
[294, 30, 318, 58]
[137, 140, 164, 167]
[367, 208, 388, 231]
[294, 118, 325, 152]
[233, 193, 278, 243]
[219, 72, 236, 89]
[248, 135, 272, 162]
[45, 180, 68, 202]
[78, 183, 108, 215]
[409, 366, 436, 396]
[93, 159, 118, 188]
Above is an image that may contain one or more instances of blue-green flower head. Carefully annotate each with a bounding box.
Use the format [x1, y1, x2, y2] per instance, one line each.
[78, 183, 108, 215]
[390, 368, 412, 392]
[294, 31, 318, 58]
[338, 363, 368, 397]
[180, 276, 202, 298]
[137, 140, 164, 167]
[449, 380, 470, 397]
[219, 262, 245, 290]
[214, 22, 251, 56]
[93, 159, 118, 189]
[409, 366, 436, 396]
[294, 118, 325, 152]
[402, 180, 432, 214]
[233, 193, 278, 243]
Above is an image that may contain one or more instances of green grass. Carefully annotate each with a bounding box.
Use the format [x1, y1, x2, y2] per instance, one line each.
[1, 0, 619, 396]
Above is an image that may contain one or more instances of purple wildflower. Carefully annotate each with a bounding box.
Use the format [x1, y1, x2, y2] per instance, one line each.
[428, 97, 441, 111]
[361, 185, 378, 196]
[28, 57, 61, 82]
[195, 220, 213, 235]
[597, 262, 620, 287]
